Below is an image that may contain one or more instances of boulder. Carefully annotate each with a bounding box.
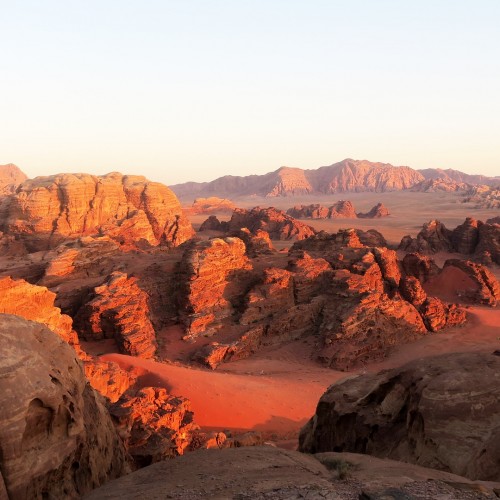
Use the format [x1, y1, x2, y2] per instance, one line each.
[0, 315, 129, 499]
[299, 352, 500, 481]
[357, 202, 390, 218]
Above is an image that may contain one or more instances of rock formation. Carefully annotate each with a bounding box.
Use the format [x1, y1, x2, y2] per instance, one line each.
[0, 315, 129, 499]
[229, 228, 274, 257]
[198, 215, 226, 232]
[401, 253, 440, 283]
[109, 387, 197, 467]
[178, 237, 252, 339]
[411, 178, 470, 192]
[299, 351, 500, 481]
[185, 196, 236, 214]
[357, 202, 390, 218]
[443, 259, 500, 306]
[287, 201, 357, 219]
[0, 276, 78, 346]
[171, 159, 426, 198]
[226, 207, 316, 240]
[0, 172, 193, 251]
[463, 185, 500, 209]
[0, 163, 27, 195]
[399, 220, 453, 253]
[75, 272, 157, 358]
[399, 217, 500, 265]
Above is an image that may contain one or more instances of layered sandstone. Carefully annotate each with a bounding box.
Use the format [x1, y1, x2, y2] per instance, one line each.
[185, 197, 237, 214]
[0, 172, 193, 251]
[287, 200, 357, 219]
[300, 351, 500, 481]
[0, 315, 129, 499]
[399, 220, 453, 253]
[75, 272, 157, 358]
[0, 276, 78, 345]
[226, 207, 316, 240]
[109, 387, 197, 467]
[229, 228, 274, 257]
[178, 237, 252, 338]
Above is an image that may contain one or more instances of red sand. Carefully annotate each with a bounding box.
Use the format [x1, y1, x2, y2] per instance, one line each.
[101, 305, 499, 437]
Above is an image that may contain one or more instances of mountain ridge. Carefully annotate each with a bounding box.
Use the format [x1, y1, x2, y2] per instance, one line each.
[171, 158, 498, 199]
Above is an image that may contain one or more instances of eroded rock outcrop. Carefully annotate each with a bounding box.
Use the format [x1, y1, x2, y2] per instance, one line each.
[401, 253, 440, 283]
[109, 387, 197, 467]
[399, 220, 453, 253]
[0, 315, 129, 499]
[178, 237, 252, 338]
[229, 228, 274, 257]
[300, 351, 500, 481]
[443, 259, 500, 306]
[185, 197, 236, 215]
[75, 272, 157, 358]
[0, 172, 194, 251]
[0, 276, 78, 346]
[0, 163, 27, 195]
[226, 207, 316, 240]
[199, 215, 226, 232]
[357, 202, 390, 218]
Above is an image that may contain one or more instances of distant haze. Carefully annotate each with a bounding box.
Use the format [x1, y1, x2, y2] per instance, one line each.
[1, 1, 499, 184]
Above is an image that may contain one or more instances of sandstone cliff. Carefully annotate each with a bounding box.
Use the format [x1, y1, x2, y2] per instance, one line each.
[0, 172, 193, 251]
[0, 315, 130, 499]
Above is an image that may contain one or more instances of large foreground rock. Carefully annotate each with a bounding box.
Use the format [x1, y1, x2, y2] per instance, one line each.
[299, 352, 500, 481]
[0, 315, 129, 499]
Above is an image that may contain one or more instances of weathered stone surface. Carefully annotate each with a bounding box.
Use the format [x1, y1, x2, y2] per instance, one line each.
[0, 315, 129, 499]
[373, 247, 401, 289]
[178, 237, 252, 338]
[229, 228, 274, 257]
[300, 352, 500, 481]
[357, 202, 390, 218]
[475, 222, 500, 265]
[419, 297, 466, 332]
[0, 163, 27, 195]
[443, 259, 500, 306]
[401, 253, 440, 284]
[451, 217, 480, 254]
[399, 220, 453, 253]
[226, 207, 316, 240]
[109, 387, 197, 467]
[0, 276, 78, 346]
[287, 251, 331, 303]
[0, 172, 193, 251]
[75, 272, 157, 358]
[286, 203, 331, 219]
[399, 276, 427, 307]
[198, 215, 225, 232]
[356, 229, 388, 248]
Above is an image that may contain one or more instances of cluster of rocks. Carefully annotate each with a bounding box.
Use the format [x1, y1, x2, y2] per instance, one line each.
[399, 217, 500, 265]
[287, 201, 389, 219]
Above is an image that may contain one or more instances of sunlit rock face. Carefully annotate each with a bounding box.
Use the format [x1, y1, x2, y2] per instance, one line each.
[0, 172, 194, 251]
[299, 351, 500, 482]
[0, 163, 27, 195]
[0, 315, 129, 499]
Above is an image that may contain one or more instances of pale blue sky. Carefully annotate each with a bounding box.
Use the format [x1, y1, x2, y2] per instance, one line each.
[1, 1, 499, 184]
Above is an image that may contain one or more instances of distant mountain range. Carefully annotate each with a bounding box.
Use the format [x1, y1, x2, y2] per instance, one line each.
[171, 159, 499, 199]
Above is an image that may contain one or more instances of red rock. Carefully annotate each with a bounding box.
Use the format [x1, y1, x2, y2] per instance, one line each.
[109, 387, 198, 467]
[0, 163, 27, 195]
[0, 276, 78, 346]
[401, 253, 440, 283]
[286, 204, 331, 219]
[411, 178, 470, 192]
[357, 202, 390, 218]
[475, 222, 500, 265]
[443, 259, 500, 306]
[230, 228, 274, 257]
[399, 276, 427, 307]
[186, 196, 236, 215]
[199, 215, 226, 232]
[0, 172, 193, 251]
[373, 247, 401, 289]
[356, 229, 388, 247]
[420, 297, 466, 332]
[226, 207, 316, 240]
[399, 220, 453, 253]
[0, 315, 129, 499]
[178, 237, 252, 338]
[299, 351, 500, 481]
[451, 217, 481, 254]
[75, 272, 157, 358]
[328, 200, 357, 218]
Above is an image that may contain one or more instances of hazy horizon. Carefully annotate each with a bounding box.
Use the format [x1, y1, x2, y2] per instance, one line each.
[2, 1, 499, 185]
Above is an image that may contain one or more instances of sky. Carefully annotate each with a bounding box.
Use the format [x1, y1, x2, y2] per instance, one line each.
[1, 0, 499, 185]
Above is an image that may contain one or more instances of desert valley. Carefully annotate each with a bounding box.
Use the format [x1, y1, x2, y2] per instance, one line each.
[0, 159, 499, 499]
